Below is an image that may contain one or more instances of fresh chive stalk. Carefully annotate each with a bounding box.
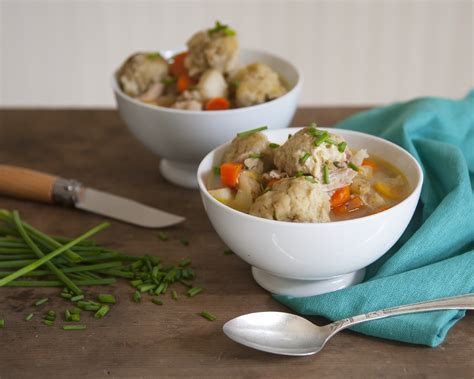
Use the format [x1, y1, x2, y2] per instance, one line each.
[97, 294, 116, 304]
[171, 290, 178, 300]
[323, 164, 330, 184]
[71, 294, 84, 302]
[25, 313, 34, 321]
[314, 131, 329, 146]
[43, 319, 54, 326]
[213, 166, 220, 176]
[35, 298, 49, 306]
[94, 305, 110, 319]
[300, 152, 311, 164]
[187, 287, 203, 297]
[338, 141, 347, 153]
[248, 153, 263, 159]
[348, 162, 360, 171]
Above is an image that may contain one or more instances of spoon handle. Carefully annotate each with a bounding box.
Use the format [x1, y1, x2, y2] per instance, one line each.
[329, 293, 474, 333]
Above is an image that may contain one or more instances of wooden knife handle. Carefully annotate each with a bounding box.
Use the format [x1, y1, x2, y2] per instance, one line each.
[0, 165, 57, 203]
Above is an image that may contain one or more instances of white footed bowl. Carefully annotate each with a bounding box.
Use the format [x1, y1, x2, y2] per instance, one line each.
[112, 48, 302, 188]
[197, 127, 423, 296]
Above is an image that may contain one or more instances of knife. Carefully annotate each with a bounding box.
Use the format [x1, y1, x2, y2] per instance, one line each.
[0, 165, 185, 228]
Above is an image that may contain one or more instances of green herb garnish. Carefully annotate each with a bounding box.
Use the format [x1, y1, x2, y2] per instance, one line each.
[237, 126, 268, 138]
[171, 290, 178, 301]
[63, 325, 86, 331]
[187, 287, 203, 297]
[314, 131, 329, 146]
[348, 162, 360, 172]
[323, 164, 330, 184]
[338, 141, 347, 153]
[70, 294, 84, 302]
[42, 319, 54, 326]
[158, 231, 168, 241]
[199, 311, 217, 321]
[208, 21, 236, 36]
[249, 153, 264, 159]
[132, 290, 141, 303]
[325, 138, 337, 145]
[97, 294, 116, 304]
[25, 313, 34, 321]
[0, 319, 4, 328]
[147, 52, 163, 60]
[304, 176, 317, 184]
[269, 143, 280, 149]
[152, 298, 163, 305]
[94, 305, 110, 319]
[34, 298, 49, 306]
[161, 76, 177, 85]
[213, 166, 220, 176]
[295, 171, 304, 177]
[300, 152, 311, 164]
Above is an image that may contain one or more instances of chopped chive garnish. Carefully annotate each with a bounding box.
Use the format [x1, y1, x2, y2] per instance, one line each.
[295, 171, 304, 177]
[300, 152, 311, 164]
[71, 307, 81, 315]
[326, 138, 337, 145]
[179, 259, 191, 267]
[94, 305, 110, 319]
[65, 309, 71, 321]
[130, 260, 144, 270]
[180, 238, 189, 246]
[131, 279, 143, 288]
[348, 162, 360, 172]
[0, 319, 4, 328]
[132, 290, 141, 303]
[304, 176, 317, 184]
[208, 21, 236, 36]
[199, 311, 217, 321]
[323, 164, 330, 184]
[25, 313, 34, 321]
[248, 152, 263, 159]
[171, 290, 178, 300]
[161, 76, 177, 85]
[338, 141, 347, 153]
[223, 249, 234, 255]
[70, 313, 81, 322]
[70, 294, 84, 302]
[269, 143, 280, 149]
[147, 52, 162, 60]
[42, 319, 54, 326]
[34, 297, 48, 306]
[157, 232, 168, 241]
[47, 310, 56, 318]
[237, 126, 268, 138]
[63, 325, 86, 330]
[139, 284, 155, 293]
[44, 315, 56, 322]
[213, 166, 220, 176]
[187, 287, 203, 297]
[314, 131, 329, 146]
[98, 294, 116, 304]
[84, 304, 100, 311]
[60, 292, 72, 299]
[152, 298, 163, 305]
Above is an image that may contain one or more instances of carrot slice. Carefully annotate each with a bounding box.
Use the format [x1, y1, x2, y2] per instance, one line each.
[177, 73, 193, 93]
[205, 97, 230, 111]
[170, 52, 188, 77]
[220, 163, 243, 188]
[330, 186, 350, 209]
[362, 159, 377, 170]
[332, 195, 364, 216]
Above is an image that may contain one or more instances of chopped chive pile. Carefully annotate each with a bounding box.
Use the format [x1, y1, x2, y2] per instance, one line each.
[237, 126, 267, 138]
[314, 131, 329, 146]
[199, 311, 217, 321]
[0, 209, 207, 331]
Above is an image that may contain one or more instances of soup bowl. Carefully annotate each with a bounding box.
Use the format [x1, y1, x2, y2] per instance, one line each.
[197, 127, 423, 296]
[112, 48, 302, 188]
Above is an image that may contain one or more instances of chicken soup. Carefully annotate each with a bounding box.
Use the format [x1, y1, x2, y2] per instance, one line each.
[207, 125, 409, 222]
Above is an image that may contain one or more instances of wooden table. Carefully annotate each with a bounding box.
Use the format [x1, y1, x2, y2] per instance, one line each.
[0, 109, 472, 378]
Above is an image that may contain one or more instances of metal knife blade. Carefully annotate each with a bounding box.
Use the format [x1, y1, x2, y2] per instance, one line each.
[74, 188, 185, 228]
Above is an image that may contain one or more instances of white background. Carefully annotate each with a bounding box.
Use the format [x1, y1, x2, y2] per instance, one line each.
[1, 0, 473, 107]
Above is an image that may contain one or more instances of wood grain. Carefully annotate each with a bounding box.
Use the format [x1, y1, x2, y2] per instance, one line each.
[0, 108, 472, 378]
[0, 165, 57, 204]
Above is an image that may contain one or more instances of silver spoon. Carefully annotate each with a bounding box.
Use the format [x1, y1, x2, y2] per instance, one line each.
[223, 294, 474, 356]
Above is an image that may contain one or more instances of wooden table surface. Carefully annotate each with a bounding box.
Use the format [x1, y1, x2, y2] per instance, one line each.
[0, 108, 472, 378]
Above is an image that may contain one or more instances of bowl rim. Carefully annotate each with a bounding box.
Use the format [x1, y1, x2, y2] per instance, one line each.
[197, 127, 424, 227]
[111, 47, 303, 116]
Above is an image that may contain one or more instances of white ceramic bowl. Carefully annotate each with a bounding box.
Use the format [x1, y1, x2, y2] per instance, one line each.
[197, 127, 423, 296]
[112, 48, 302, 188]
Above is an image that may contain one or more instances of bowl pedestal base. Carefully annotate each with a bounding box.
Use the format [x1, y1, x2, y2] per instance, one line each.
[251, 267, 366, 297]
[160, 159, 199, 189]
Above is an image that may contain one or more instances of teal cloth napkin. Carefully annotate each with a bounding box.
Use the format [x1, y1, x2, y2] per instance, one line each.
[274, 91, 474, 347]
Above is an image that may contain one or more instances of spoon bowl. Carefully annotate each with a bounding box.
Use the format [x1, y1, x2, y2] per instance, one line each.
[223, 294, 474, 356]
